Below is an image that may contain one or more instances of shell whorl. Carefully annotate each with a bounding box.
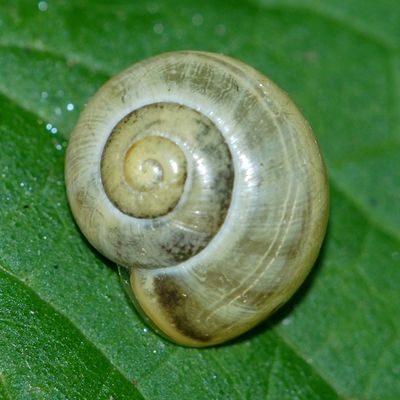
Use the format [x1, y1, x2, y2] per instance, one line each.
[65, 51, 329, 347]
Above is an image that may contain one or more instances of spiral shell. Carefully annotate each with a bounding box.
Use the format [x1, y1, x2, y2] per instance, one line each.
[65, 51, 329, 347]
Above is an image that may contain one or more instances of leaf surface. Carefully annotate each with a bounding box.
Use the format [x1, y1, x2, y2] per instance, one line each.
[0, 0, 399, 398]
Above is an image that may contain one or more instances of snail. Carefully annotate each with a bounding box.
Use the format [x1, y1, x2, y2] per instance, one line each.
[65, 51, 329, 347]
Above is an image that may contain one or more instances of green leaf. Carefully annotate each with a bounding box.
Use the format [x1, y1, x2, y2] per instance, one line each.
[0, 0, 399, 398]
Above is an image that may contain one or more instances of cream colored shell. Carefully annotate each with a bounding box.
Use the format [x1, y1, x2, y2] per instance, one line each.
[65, 51, 329, 347]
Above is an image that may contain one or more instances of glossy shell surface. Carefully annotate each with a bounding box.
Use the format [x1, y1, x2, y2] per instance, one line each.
[65, 51, 329, 347]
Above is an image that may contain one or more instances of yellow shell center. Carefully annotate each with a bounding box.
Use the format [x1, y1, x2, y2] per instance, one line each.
[101, 115, 187, 219]
[123, 136, 187, 215]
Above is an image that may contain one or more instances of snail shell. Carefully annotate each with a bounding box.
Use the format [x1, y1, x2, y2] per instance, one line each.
[65, 51, 329, 347]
